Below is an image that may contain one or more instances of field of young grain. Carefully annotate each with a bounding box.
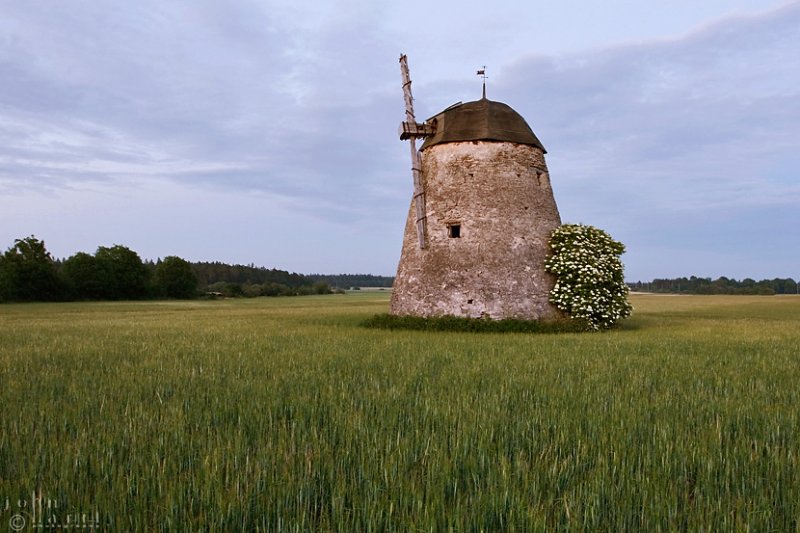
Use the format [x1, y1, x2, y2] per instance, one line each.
[1, 294, 799, 531]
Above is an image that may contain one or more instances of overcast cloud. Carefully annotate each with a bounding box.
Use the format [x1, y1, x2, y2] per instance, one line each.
[1, 1, 797, 279]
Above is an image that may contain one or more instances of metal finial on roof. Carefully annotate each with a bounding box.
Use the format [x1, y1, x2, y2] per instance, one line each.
[477, 66, 487, 99]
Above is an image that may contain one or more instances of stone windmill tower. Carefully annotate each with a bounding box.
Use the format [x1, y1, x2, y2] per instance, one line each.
[391, 55, 562, 320]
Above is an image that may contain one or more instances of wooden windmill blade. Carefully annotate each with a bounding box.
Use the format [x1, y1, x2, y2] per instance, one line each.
[398, 54, 434, 249]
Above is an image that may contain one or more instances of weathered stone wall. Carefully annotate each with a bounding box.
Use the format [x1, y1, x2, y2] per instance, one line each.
[391, 141, 562, 320]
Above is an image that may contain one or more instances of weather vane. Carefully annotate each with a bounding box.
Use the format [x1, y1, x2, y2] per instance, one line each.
[477, 65, 487, 99]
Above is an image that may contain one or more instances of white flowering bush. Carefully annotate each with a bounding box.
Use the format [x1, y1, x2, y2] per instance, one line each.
[545, 224, 632, 330]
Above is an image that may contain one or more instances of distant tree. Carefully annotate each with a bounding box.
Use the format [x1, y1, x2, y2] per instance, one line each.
[224, 282, 243, 297]
[260, 282, 283, 296]
[312, 281, 331, 295]
[153, 256, 197, 299]
[241, 283, 262, 298]
[95, 245, 150, 300]
[0, 235, 66, 301]
[773, 278, 798, 294]
[62, 252, 107, 300]
[206, 281, 244, 298]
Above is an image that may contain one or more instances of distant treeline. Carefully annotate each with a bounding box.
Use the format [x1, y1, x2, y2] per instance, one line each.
[0, 235, 393, 303]
[193, 261, 309, 288]
[192, 261, 328, 298]
[192, 265, 393, 290]
[191, 264, 394, 297]
[307, 274, 394, 288]
[628, 276, 798, 295]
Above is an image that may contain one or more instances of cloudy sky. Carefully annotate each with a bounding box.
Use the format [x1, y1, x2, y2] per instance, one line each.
[1, 1, 797, 281]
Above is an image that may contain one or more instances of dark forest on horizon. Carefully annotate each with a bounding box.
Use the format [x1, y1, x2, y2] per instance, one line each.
[628, 276, 798, 295]
[0, 235, 392, 303]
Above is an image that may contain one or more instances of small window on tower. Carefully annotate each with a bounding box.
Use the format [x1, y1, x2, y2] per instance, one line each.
[448, 223, 461, 238]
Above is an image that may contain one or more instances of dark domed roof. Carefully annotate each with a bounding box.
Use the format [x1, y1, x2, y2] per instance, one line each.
[420, 98, 546, 153]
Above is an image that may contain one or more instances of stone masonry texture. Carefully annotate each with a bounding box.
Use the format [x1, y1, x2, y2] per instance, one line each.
[391, 141, 563, 320]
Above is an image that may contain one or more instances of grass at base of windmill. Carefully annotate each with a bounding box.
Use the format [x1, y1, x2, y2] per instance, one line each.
[363, 312, 590, 333]
[2, 293, 800, 530]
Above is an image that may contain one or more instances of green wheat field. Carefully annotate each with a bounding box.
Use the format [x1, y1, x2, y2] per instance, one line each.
[1, 293, 799, 531]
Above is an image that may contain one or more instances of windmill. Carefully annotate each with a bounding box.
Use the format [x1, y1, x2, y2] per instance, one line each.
[398, 54, 435, 249]
[391, 57, 562, 320]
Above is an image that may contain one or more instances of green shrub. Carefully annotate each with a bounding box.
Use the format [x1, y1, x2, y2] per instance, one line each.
[545, 223, 632, 330]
